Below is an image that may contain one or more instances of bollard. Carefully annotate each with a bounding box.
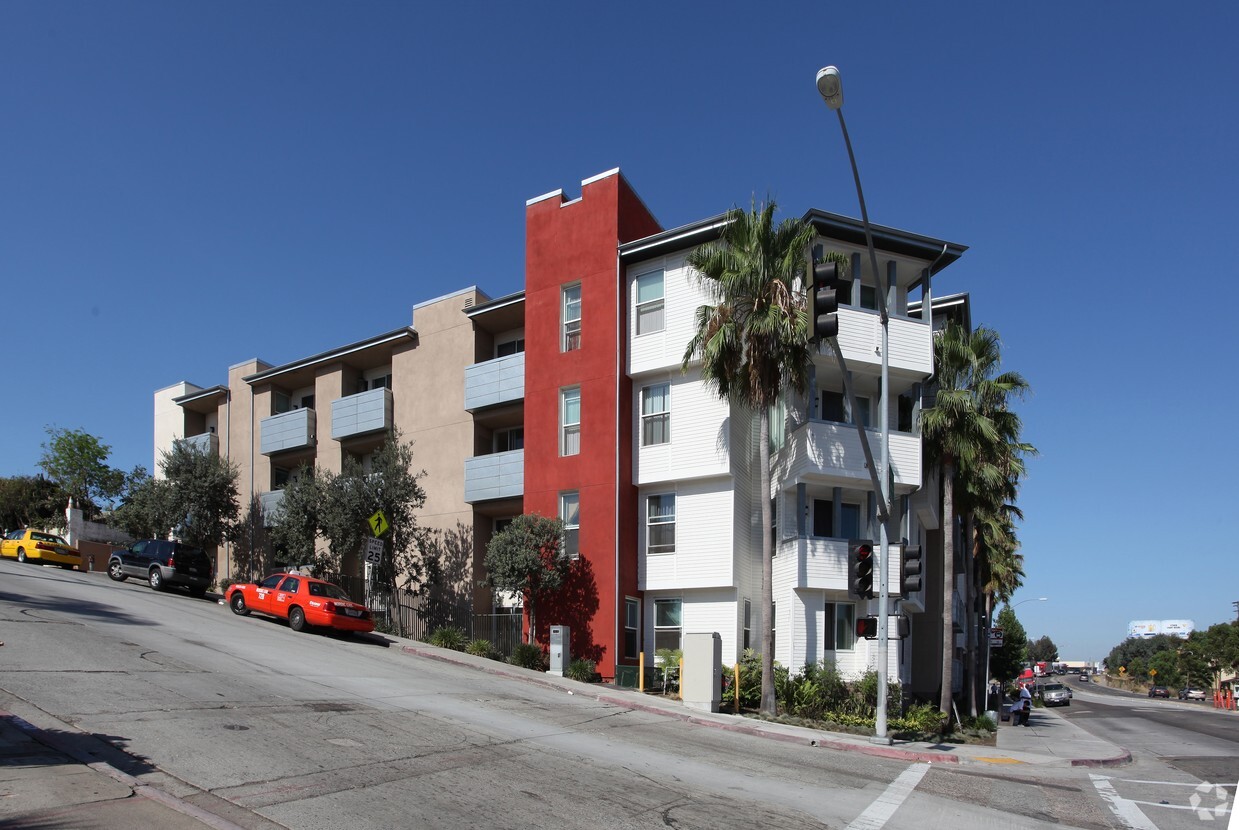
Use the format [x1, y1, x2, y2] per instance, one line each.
[639, 651, 645, 693]
[734, 664, 740, 713]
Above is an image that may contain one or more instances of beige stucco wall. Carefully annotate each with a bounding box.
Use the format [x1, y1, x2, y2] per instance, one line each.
[152, 382, 201, 477]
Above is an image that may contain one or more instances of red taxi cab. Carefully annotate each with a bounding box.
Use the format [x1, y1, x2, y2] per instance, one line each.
[226, 572, 374, 634]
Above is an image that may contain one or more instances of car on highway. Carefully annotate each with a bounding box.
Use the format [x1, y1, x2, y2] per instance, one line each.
[1040, 682, 1072, 707]
[226, 572, 374, 634]
[0, 528, 80, 569]
[107, 540, 214, 596]
[1148, 685, 1171, 698]
[1178, 687, 1206, 701]
[1078, 673, 1089, 682]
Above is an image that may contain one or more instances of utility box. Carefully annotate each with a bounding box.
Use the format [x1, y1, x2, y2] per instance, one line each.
[548, 625, 570, 676]
[682, 632, 722, 712]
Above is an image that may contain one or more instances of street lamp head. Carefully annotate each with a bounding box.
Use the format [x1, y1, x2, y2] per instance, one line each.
[816, 66, 843, 110]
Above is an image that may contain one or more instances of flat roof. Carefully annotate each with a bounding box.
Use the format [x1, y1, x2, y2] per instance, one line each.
[243, 327, 417, 385]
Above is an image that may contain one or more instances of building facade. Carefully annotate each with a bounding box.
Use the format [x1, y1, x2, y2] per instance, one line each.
[154, 169, 967, 688]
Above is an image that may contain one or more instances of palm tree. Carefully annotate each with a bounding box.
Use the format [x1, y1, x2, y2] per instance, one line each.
[922, 322, 1031, 723]
[682, 201, 816, 715]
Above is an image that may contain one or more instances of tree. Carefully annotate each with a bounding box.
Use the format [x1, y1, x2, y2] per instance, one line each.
[989, 605, 1028, 684]
[159, 441, 240, 550]
[922, 322, 1031, 723]
[266, 467, 321, 574]
[484, 513, 570, 645]
[682, 200, 816, 716]
[0, 475, 69, 531]
[1027, 635, 1058, 664]
[110, 466, 175, 541]
[38, 427, 125, 519]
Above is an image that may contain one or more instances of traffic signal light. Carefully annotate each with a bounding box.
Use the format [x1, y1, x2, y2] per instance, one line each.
[812, 260, 843, 341]
[900, 544, 923, 596]
[849, 539, 874, 599]
[856, 616, 879, 639]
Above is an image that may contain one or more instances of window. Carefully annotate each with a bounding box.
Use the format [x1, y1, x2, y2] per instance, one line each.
[840, 504, 861, 540]
[635, 270, 665, 335]
[641, 383, 670, 446]
[494, 517, 514, 535]
[898, 392, 915, 432]
[822, 390, 845, 423]
[860, 283, 878, 311]
[743, 600, 751, 650]
[561, 388, 580, 456]
[273, 392, 291, 414]
[854, 396, 872, 428]
[654, 598, 681, 653]
[562, 284, 582, 351]
[560, 491, 579, 560]
[495, 427, 524, 453]
[828, 602, 856, 651]
[624, 598, 639, 659]
[646, 494, 675, 554]
[299, 395, 315, 410]
[259, 573, 284, 589]
[369, 374, 393, 391]
[496, 338, 525, 358]
[813, 499, 862, 539]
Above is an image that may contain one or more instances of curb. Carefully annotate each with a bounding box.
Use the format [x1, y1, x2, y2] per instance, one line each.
[1071, 748, 1134, 768]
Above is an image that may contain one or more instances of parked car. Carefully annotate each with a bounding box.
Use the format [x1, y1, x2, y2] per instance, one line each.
[1041, 682, 1072, 707]
[226, 572, 374, 634]
[1148, 685, 1170, 698]
[1179, 687, 1206, 701]
[107, 540, 213, 596]
[0, 528, 79, 569]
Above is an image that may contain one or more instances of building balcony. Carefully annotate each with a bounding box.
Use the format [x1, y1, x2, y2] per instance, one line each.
[776, 419, 920, 490]
[260, 408, 316, 456]
[773, 536, 903, 593]
[464, 449, 524, 504]
[259, 490, 285, 526]
[331, 387, 392, 441]
[464, 352, 525, 412]
[819, 309, 932, 377]
[180, 432, 218, 456]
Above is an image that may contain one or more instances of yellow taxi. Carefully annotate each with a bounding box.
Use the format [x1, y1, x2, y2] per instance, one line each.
[1, 529, 81, 569]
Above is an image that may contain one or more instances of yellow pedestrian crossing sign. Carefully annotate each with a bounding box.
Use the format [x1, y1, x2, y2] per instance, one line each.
[368, 510, 389, 537]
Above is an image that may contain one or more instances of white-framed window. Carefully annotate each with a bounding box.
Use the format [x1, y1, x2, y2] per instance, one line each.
[826, 601, 856, 651]
[495, 427, 524, 453]
[635, 270, 665, 335]
[273, 391, 291, 414]
[640, 383, 670, 446]
[560, 491, 579, 560]
[561, 387, 580, 456]
[646, 494, 675, 555]
[562, 284, 582, 351]
[496, 337, 525, 358]
[624, 597, 640, 659]
[654, 598, 681, 653]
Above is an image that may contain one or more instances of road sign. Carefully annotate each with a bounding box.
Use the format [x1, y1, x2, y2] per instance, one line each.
[988, 627, 1004, 648]
[365, 536, 384, 564]
[1149, 668, 1157, 677]
[368, 510, 389, 537]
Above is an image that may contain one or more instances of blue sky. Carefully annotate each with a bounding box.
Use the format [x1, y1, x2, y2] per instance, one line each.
[3, 2, 1235, 663]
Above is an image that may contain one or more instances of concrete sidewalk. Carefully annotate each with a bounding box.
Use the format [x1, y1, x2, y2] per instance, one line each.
[397, 641, 1133, 769]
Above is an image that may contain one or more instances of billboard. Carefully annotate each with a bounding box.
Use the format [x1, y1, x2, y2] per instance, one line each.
[1127, 619, 1195, 639]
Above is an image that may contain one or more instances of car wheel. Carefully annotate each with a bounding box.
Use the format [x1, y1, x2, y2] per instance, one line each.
[289, 606, 308, 632]
[148, 568, 165, 591]
[17, 548, 27, 563]
[107, 560, 127, 582]
[189, 586, 206, 599]
[229, 593, 250, 616]
[60, 564, 74, 570]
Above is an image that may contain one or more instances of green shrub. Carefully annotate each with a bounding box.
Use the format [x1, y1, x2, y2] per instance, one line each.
[428, 626, 467, 651]
[466, 639, 496, 659]
[727, 649, 789, 710]
[892, 702, 947, 734]
[219, 578, 236, 593]
[565, 658, 598, 682]
[509, 643, 546, 670]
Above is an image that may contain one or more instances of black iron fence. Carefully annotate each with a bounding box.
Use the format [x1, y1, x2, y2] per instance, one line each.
[325, 572, 524, 660]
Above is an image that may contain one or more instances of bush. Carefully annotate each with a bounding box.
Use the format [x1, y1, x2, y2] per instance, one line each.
[509, 643, 546, 671]
[428, 626, 467, 651]
[565, 658, 598, 682]
[727, 649, 789, 710]
[465, 639, 497, 659]
[219, 578, 236, 593]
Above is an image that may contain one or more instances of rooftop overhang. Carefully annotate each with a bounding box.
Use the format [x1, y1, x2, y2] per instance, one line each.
[173, 385, 229, 414]
[802, 209, 968, 285]
[243, 327, 417, 389]
[466, 291, 525, 335]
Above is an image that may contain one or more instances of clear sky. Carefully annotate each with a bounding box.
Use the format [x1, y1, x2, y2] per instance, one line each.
[3, 2, 1235, 663]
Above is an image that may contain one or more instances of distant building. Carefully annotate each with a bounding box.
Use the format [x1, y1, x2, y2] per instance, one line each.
[1127, 619, 1194, 639]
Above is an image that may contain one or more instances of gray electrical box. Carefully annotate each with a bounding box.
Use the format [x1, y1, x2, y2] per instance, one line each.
[682, 632, 722, 712]
[548, 625, 570, 676]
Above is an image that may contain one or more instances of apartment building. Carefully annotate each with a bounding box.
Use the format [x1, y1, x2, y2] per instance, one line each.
[154, 168, 967, 687]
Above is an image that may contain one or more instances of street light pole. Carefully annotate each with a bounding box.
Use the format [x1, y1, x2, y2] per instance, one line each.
[816, 66, 894, 744]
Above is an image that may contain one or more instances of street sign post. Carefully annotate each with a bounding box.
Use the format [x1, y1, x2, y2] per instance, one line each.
[368, 511, 389, 537]
[988, 627, 1004, 648]
[365, 536, 384, 564]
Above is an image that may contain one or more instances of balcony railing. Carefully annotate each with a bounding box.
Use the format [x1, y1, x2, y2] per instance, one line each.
[820, 309, 932, 376]
[773, 536, 903, 593]
[776, 419, 920, 489]
[259, 408, 315, 456]
[463, 449, 524, 503]
[332, 387, 392, 440]
[179, 432, 218, 456]
[259, 490, 285, 526]
[464, 352, 525, 412]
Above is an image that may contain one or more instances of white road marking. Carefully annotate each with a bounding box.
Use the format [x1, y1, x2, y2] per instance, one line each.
[844, 763, 930, 830]
[1091, 774, 1160, 830]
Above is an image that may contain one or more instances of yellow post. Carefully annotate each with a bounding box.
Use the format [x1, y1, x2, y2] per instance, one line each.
[734, 664, 740, 713]
[678, 657, 684, 700]
[639, 651, 645, 692]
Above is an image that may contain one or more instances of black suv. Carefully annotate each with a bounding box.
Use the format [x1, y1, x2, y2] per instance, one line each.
[107, 540, 213, 596]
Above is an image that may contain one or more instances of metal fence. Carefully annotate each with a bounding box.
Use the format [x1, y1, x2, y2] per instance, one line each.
[325, 572, 524, 660]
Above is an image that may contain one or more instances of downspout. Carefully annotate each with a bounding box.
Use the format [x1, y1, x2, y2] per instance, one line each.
[615, 252, 623, 677]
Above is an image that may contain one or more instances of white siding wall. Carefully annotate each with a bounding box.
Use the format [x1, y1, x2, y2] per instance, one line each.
[627, 253, 700, 376]
[634, 372, 731, 485]
[641, 479, 734, 591]
[644, 587, 739, 666]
